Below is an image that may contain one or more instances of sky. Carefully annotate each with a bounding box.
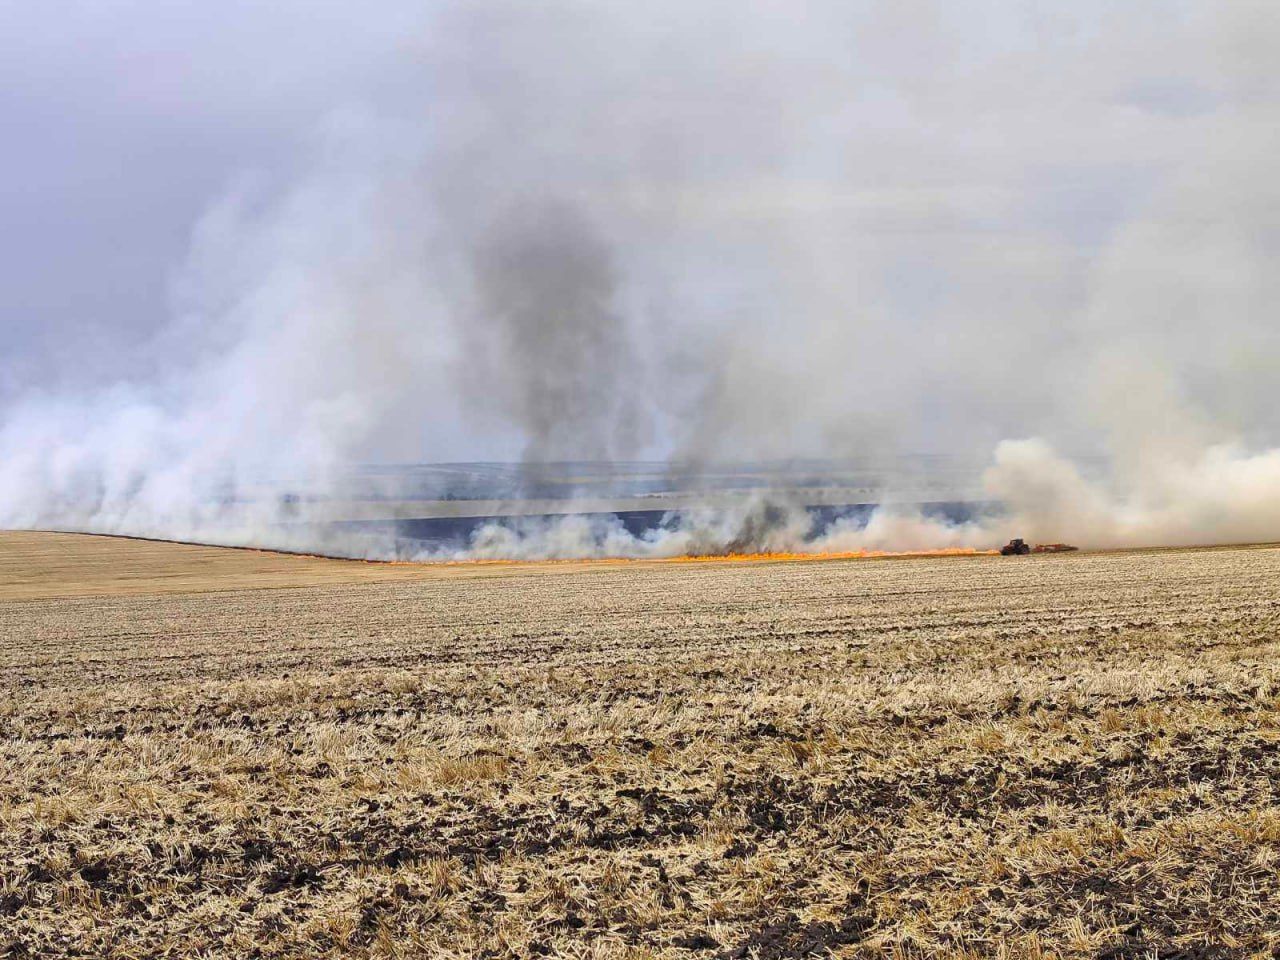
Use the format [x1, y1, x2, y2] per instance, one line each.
[1, 1, 1279, 554]
[1, 0, 428, 389]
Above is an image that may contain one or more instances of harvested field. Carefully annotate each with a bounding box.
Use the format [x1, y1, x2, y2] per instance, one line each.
[2, 532, 1279, 958]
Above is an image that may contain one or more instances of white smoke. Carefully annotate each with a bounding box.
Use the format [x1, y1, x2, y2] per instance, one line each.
[3, 1, 1280, 559]
[443, 437, 1280, 560]
[983, 439, 1280, 549]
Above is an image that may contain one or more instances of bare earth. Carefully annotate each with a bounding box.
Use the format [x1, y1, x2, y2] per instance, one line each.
[1, 532, 1278, 959]
[0, 531, 625, 601]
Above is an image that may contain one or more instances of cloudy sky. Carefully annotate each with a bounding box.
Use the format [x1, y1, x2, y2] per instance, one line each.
[2, 0, 1278, 465]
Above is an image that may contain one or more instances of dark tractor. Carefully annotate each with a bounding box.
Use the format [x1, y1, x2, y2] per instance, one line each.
[1001, 538, 1031, 556]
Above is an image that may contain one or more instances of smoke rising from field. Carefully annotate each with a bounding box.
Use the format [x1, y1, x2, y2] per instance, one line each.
[2, 1, 1280, 558]
[464, 200, 651, 466]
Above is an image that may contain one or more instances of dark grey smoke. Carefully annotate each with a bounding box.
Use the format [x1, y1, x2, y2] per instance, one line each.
[463, 200, 651, 465]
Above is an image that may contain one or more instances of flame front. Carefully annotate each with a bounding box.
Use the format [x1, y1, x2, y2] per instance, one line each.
[436, 546, 999, 567]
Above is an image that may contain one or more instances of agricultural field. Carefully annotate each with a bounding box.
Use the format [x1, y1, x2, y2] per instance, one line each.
[1, 532, 1279, 959]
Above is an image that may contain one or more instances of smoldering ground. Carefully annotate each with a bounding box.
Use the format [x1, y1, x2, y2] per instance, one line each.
[2, 0, 1280, 558]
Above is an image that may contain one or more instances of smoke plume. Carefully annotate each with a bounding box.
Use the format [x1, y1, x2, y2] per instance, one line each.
[2, 1, 1280, 558]
[463, 199, 651, 466]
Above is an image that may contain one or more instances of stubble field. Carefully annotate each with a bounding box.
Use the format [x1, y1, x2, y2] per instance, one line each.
[1, 532, 1279, 959]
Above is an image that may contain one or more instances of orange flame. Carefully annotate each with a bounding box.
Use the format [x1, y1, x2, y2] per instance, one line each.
[434, 546, 998, 567]
[74, 531, 999, 568]
[658, 547, 997, 563]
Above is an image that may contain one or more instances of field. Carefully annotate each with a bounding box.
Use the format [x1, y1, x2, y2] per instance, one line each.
[2, 532, 1279, 959]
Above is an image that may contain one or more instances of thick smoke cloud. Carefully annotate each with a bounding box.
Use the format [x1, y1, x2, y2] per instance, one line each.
[463, 200, 651, 465]
[2, 1, 1279, 557]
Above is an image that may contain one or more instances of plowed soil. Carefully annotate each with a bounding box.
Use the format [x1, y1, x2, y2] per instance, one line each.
[1, 532, 1278, 958]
